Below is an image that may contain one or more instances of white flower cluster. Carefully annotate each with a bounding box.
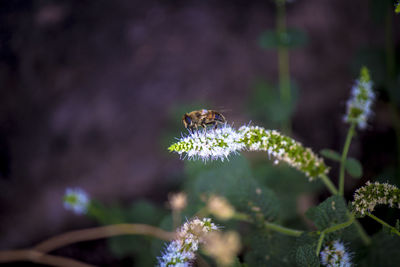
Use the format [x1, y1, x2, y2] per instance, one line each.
[63, 188, 90, 215]
[169, 124, 245, 161]
[344, 67, 375, 129]
[158, 217, 218, 267]
[320, 240, 352, 267]
[352, 181, 400, 216]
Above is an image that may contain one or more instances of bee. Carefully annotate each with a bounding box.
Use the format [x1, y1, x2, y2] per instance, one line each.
[182, 109, 226, 133]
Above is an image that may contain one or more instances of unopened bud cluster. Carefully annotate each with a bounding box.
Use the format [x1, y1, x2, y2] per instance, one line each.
[169, 125, 329, 180]
[239, 126, 329, 180]
[158, 217, 218, 266]
[320, 240, 352, 267]
[344, 67, 375, 129]
[351, 181, 400, 216]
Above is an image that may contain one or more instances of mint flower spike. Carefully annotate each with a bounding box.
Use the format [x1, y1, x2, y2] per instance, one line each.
[168, 124, 245, 162]
[168, 124, 329, 180]
[320, 240, 352, 267]
[158, 217, 218, 267]
[344, 66, 375, 130]
[63, 188, 90, 215]
[351, 181, 400, 216]
[238, 126, 329, 180]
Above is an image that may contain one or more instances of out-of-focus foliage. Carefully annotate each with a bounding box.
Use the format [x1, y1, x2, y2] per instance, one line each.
[259, 29, 308, 49]
[247, 80, 299, 128]
[320, 149, 363, 179]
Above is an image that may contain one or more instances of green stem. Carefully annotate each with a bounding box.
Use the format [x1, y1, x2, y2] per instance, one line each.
[233, 212, 303, 237]
[264, 221, 303, 237]
[367, 213, 400, 237]
[276, 0, 292, 134]
[315, 217, 355, 256]
[319, 173, 338, 195]
[315, 232, 325, 256]
[339, 123, 355, 196]
[353, 217, 372, 245]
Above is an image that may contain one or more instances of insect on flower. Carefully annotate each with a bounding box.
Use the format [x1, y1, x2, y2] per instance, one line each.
[182, 109, 226, 133]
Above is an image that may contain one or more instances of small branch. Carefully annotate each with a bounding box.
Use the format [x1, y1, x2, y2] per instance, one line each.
[233, 212, 303, 237]
[319, 173, 338, 195]
[315, 217, 355, 256]
[315, 232, 325, 256]
[352, 217, 372, 245]
[264, 221, 303, 237]
[35, 224, 175, 253]
[0, 249, 95, 267]
[339, 123, 355, 196]
[366, 213, 400, 237]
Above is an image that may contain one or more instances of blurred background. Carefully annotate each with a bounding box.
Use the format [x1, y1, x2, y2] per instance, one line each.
[0, 0, 399, 266]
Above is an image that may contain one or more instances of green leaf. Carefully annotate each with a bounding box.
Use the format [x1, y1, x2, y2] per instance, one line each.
[259, 28, 308, 49]
[291, 233, 319, 267]
[345, 157, 363, 178]
[305, 196, 359, 243]
[245, 232, 295, 267]
[320, 149, 341, 162]
[306, 196, 348, 230]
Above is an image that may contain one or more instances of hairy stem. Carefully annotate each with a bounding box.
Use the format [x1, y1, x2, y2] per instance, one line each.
[276, 0, 292, 134]
[233, 212, 303, 237]
[319, 173, 339, 195]
[264, 221, 303, 237]
[339, 123, 355, 196]
[316, 232, 325, 256]
[315, 217, 355, 256]
[367, 213, 400, 237]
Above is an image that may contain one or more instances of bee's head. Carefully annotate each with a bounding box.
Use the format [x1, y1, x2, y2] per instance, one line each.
[182, 113, 192, 129]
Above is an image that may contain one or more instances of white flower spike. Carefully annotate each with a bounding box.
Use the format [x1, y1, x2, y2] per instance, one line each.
[344, 66, 375, 130]
[158, 217, 218, 267]
[351, 181, 400, 216]
[169, 124, 329, 180]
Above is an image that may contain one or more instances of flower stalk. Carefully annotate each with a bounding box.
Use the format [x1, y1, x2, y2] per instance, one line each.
[366, 213, 400, 237]
[339, 123, 356, 196]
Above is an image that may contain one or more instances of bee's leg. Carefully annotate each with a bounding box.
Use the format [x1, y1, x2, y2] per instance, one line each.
[201, 124, 207, 134]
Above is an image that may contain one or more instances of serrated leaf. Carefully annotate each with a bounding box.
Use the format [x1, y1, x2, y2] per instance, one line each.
[259, 28, 308, 49]
[320, 149, 341, 162]
[345, 157, 363, 178]
[291, 233, 319, 267]
[306, 196, 348, 230]
[245, 232, 295, 267]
